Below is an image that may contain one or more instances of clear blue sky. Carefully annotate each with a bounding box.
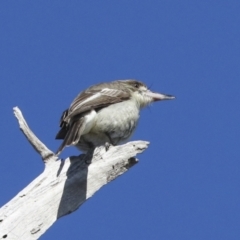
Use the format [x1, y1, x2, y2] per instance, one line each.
[1, 1, 240, 239]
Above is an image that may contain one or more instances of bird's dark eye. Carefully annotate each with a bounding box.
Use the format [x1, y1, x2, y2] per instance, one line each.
[134, 82, 140, 88]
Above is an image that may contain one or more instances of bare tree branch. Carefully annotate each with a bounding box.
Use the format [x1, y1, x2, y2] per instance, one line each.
[13, 107, 56, 163]
[0, 107, 149, 239]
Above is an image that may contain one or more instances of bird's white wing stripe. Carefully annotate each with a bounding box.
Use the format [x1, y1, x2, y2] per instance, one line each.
[74, 92, 102, 109]
[74, 88, 121, 109]
[101, 88, 123, 96]
[69, 88, 126, 114]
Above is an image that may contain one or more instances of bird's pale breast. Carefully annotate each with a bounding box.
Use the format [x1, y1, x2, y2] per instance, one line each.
[80, 99, 140, 148]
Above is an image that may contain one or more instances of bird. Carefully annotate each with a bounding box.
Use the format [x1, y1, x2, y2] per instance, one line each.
[55, 79, 175, 155]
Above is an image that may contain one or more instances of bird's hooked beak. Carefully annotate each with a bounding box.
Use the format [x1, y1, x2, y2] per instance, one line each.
[144, 90, 175, 101]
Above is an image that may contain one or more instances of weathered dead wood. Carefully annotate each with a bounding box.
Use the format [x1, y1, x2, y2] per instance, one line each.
[0, 107, 149, 239]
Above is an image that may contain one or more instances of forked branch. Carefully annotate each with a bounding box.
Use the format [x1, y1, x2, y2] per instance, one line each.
[0, 107, 149, 239]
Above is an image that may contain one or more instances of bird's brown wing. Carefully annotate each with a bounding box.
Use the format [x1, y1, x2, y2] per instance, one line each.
[66, 87, 131, 121]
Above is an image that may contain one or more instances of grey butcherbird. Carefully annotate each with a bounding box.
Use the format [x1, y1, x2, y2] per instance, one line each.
[56, 79, 175, 155]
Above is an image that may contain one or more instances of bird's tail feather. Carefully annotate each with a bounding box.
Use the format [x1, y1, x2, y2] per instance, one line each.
[56, 118, 86, 155]
[55, 109, 69, 140]
[55, 127, 68, 139]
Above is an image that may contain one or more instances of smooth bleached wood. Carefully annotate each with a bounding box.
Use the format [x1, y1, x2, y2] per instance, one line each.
[0, 107, 149, 240]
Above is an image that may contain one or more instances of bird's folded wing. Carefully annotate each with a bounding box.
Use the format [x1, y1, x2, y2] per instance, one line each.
[56, 117, 86, 154]
[65, 88, 130, 121]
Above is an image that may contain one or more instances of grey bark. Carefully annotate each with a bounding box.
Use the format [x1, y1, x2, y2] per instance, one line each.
[0, 107, 149, 239]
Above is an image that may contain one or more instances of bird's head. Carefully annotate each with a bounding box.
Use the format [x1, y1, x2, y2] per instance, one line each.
[121, 80, 175, 108]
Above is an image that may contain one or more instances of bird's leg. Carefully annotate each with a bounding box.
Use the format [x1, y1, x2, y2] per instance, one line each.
[84, 149, 94, 165]
[104, 132, 115, 151]
[80, 140, 95, 164]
